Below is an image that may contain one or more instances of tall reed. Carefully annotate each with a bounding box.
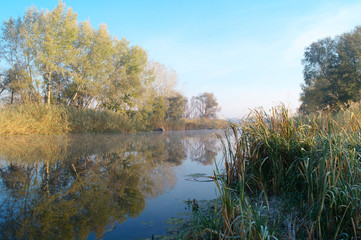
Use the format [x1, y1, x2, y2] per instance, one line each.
[184, 165, 276, 239]
[0, 104, 69, 135]
[192, 104, 361, 239]
[0, 104, 227, 135]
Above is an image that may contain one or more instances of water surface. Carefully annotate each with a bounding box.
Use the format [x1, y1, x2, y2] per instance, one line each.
[0, 130, 223, 239]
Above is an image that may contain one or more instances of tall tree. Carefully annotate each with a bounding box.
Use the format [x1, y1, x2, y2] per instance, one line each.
[300, 26, 361, 113]
[0, 0, 182, 126]
[336, 26, 361, 102]
[35, 1, 78, 105]
[299, 38, 339, 112]
[148, 61, 178, 97]
[0, 10, 40, 103]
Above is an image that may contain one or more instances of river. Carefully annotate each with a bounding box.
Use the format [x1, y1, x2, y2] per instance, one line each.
[0, 130, 224, 239]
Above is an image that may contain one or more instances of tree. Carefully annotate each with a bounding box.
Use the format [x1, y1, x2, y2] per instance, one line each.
[148, 61, 178, 97]
[2, 67, 28, 104]
[300, 26, 361, 113]
[299, 37, 339, 113]
[165, 93, 187, 120]
[0, 0, 183, 129]
[0, 11, 40, 103]
[191, 92, 220, 119]
[336, 27, 361, 102]
[35, 1, 78, 105]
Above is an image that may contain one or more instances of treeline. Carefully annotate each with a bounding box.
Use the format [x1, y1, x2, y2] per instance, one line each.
[0, 1, 223, 134]
[300, 25, 361, 113]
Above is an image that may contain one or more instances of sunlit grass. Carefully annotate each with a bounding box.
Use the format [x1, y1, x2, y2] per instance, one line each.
[0, 104, 227, 135]
[0, 104, 69, 135]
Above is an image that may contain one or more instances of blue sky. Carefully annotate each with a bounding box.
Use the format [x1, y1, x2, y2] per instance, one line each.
[2, 0, 361, 118]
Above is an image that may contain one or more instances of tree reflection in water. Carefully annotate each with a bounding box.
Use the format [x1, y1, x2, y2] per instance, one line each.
[186, 132, 220, 165]
[0, 130, 221, 239]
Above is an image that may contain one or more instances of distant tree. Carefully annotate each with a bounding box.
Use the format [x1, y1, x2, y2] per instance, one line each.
[191, 92, 220, 119]
[184, 98, 194, 119]
[148, 96, 166, 127]
[149, 61, 178, 97]
[166, 93, 187, 120]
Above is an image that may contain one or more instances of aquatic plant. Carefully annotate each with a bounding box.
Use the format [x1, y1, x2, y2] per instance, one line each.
[190, 104, 361, 239]
[0, 104, 227, 135]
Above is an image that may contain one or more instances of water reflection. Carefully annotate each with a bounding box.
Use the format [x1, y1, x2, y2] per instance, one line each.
[0, 130, 221, 239]
[186, 133, 220, 165]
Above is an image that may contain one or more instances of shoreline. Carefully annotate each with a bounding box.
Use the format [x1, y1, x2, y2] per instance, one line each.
[0, 104, 228, 136]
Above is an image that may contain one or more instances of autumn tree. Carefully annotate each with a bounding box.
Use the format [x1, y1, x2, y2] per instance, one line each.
[139, 62, 186, 122]
[0, 1, 153, 109]
[148, 61, 178, 97]
[166, 93, 187, 120]
[0, 10, 40, 104]
[0, 0, 187, 129]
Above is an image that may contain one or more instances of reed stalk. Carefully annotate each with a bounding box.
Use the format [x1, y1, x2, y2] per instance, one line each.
[190, 103, 361, 239]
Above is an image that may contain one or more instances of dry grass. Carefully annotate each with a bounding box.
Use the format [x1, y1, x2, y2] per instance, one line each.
[0, 104, 69, 135]
[0, 104, 227, 135]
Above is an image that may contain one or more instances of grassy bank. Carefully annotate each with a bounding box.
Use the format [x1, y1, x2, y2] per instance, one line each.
[0, 104, 227, 135]
[186, 104, 361, 239]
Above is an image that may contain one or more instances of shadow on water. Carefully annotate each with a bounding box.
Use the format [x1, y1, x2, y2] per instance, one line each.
[0, 130, 222, 239]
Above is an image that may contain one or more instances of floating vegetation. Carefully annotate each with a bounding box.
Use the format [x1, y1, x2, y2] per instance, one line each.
[185, 173, 214, 182]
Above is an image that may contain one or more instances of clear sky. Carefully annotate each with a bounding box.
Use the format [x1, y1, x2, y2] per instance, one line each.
[2, 0, 361, 118]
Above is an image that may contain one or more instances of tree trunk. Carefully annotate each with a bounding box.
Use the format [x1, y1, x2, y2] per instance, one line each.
[47, 72, 52, 105]
[84, 97, 93, 109]
[10, 91, 14, 104]
[47, 84, 51, 105]
[71, 91, 78, 104]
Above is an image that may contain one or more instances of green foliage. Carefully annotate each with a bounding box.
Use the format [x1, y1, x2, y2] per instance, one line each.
[300, 26, 361, 113]
[202, 104, 361, 239]
[186, 163, 277, 239]
[166, 93, 187, 120]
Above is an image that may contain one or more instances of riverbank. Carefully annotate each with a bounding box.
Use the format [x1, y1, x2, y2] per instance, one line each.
[0, 104, 227, 135]
[185, 104, 361, 239]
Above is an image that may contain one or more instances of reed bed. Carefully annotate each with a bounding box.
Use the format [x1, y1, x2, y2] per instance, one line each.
[0, 104, 69, 135]
[66, 107, 133, 133]
[0, 104, 227, 135]
[188, 104, 361, 239]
